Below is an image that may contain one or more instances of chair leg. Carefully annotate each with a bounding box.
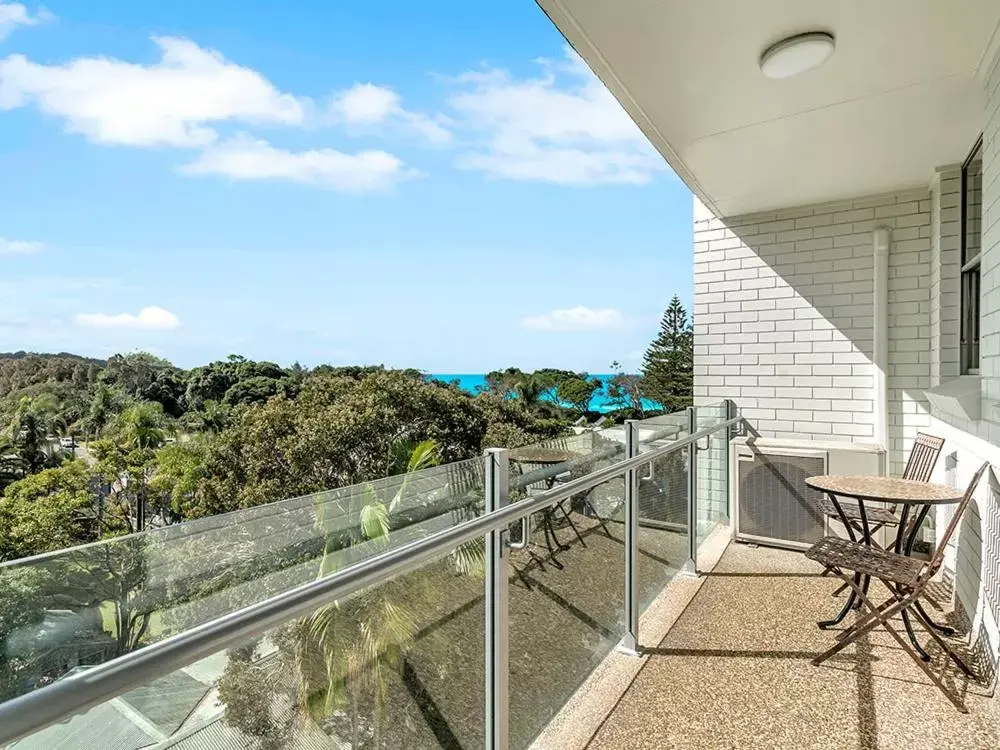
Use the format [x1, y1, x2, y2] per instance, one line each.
[814, 576, 968, 713]
[813, 585, 908, 664]
[582, 494, 612, 537]
[835, 594, 899, 642]
[867, 602, 968, 713]
[556, 500, 587, 548]
[911, 606, 976, 678]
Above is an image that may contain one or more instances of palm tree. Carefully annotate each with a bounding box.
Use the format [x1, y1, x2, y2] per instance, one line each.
[7, 396, 63, 474]
[86, 385, 117, 440]
[115, 403, 168, 451]
[301, 439, 450, 746]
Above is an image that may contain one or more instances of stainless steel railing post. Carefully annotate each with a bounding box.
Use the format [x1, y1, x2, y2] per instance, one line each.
[681, 406, 698, 576]
[484, 448, 510, 749]
[620, 420, 640, 654]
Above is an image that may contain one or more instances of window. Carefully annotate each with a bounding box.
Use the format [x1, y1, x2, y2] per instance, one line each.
[961, 136, 983, 374]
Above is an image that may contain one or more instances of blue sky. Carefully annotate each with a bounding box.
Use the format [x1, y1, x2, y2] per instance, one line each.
[0, 1, 692, 373]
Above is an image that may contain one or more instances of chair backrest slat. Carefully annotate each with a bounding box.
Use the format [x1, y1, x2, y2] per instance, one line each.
[924, 461, 990, 579]
[902, 433, 945, 483]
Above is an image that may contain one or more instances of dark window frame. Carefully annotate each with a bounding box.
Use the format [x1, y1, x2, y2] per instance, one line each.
[960, 135, 983, 375]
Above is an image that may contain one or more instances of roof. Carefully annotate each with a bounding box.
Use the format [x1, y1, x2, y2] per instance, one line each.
[155, 702, 344, 750]
[8, 699, 164, 750]
[540, 0, 1000, 215]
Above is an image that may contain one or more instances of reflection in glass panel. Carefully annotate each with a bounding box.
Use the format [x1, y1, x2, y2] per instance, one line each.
[8, 545, 485, 749]
[0, 457, 485, 708]
[507, 431, 626, 750]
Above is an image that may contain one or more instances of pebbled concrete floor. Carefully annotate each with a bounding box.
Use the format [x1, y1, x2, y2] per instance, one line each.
[586, 543, 1000, 750]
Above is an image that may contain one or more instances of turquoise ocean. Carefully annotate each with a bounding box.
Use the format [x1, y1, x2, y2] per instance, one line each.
[429, 374, 660, 414]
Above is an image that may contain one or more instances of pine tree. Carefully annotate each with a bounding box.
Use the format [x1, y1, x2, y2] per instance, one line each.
[642, 295, 693, 411]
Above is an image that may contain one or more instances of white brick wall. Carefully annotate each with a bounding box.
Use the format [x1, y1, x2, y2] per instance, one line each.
[693, 190, 932, 473]
[927, 418, 1000, 678]
[930, 166, 962, 386]
[691, 42, 1000, 674]
[983, 45, 1000, 411]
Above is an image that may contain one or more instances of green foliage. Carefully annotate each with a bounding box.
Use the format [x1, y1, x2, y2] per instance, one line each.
[484, 367, 525, 397]
[0, 566, 47, 700]
[113, 402, 169, 451]
[196, 371, 487, 516]
[185, 355, 293, 411]
[0, 352, 105, 398]
[222, 375, 285, 407]
[0, 461, 97, 560]
[101, 352, 186, 416]
[150, 439, 211, 517]
[605, 361, 649, 419]
[218, 644, 294, 750]
[556, 377, 600, 415]
[642, 296, 694, 411]
[474, 391, 568, 449]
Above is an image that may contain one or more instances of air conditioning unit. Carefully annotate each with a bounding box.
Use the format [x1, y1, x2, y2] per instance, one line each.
[731, 437, 886, 550]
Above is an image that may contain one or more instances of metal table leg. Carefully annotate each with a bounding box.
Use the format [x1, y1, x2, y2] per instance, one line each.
[855, 500, 872, 609]
[893, 504, 931, 661]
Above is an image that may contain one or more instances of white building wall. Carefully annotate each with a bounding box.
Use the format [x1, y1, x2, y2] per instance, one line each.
[693, 42, 1000, 677]
[929, 166, 962, 387]
[693, 190, 932, 474]
[924, 43, 1000, 676]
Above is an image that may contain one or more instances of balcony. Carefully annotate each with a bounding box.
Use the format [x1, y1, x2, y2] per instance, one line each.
[574, 543, 999, 749]
[0, 404, 997, 749]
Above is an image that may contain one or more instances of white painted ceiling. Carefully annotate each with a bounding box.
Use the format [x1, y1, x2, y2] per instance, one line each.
[538, 0, 1000, 216]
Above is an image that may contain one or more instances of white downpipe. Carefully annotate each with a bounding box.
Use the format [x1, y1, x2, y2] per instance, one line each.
[873, 227, 890, 453]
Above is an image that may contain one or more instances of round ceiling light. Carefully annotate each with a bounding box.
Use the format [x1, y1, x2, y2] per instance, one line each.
[759, 32, 835, 79]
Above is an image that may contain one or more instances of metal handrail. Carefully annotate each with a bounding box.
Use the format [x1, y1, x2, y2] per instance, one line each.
[0, 415, 741, 746]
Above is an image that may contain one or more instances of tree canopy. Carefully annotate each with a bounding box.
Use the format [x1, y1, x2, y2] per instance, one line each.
[642, 296, 694, 411]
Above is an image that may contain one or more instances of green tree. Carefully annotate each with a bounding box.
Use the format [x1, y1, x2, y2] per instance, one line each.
[150, 439, 211, 518]
[0, 567, 47, 700]
[195, 371, 487, 516]
[8, 395, 64, 474]
[556, 377, 600, 416]
[100, 352, 173, 398]
[181, 399, 230, 435]
[642, 296, 694, 411]
[218, 644, 294, 750]
[114, 402, 168, 451]
[0, 461, 97, 560]
[606, 361, 648, 419]
[513, 375, 545, 412]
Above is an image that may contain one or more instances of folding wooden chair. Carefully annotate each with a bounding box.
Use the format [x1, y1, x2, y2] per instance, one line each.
[805, 461, 989, 713]
[819, 433, 945, 548]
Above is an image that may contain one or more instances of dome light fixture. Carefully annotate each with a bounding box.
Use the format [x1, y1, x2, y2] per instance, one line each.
[759, 32, 835, 79]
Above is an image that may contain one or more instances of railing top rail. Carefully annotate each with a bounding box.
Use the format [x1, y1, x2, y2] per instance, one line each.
[0, 415, 741, 747]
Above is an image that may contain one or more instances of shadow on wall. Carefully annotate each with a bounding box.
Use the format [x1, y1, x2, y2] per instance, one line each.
[696, 190, 936, 475]
[950, 462, 1000, 689]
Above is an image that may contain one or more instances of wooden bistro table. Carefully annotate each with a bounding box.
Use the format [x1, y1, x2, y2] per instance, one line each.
[805, 474, 964, 661]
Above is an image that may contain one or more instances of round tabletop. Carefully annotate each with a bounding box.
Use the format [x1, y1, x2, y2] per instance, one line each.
[509, 447, 580, 464]
[805, 475, 963, 505]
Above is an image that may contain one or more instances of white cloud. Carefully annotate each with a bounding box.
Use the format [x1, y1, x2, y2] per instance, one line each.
[0, 236, 42, 254]
[332, 83, 399, 124]
[328, 82, 451, 144]
[520, 306, 625, 331]
[180, 134, 417, 192]
[0, 36, 305, 147]
[0, 3, 51, 41]
[76, 305, 180, 330]
[449, 49, 664, 186]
